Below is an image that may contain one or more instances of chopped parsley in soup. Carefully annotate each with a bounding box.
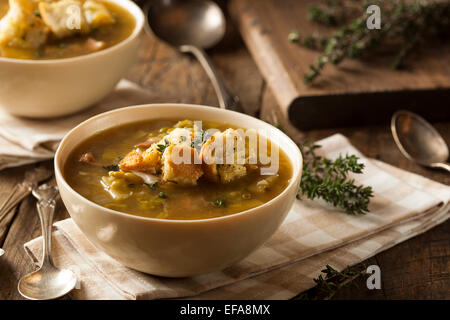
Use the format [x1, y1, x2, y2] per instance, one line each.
[0, 0, 135, 59]
[64, 120, 293, 220]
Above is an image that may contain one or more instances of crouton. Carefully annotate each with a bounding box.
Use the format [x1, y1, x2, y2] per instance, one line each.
[39, 0, 90, 38]
[201, 129, 247, 184]
[0, 0, 49, 48]
[161, 144, 203, 186]
[201, 134, 219, 182]
[218, 164, 247, 183]
[83, 0, 115, 28]
[167, 127, 193, 146]
[119, 143, 162, 173]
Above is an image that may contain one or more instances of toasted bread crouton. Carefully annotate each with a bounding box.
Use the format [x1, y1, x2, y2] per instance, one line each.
[82, 0, 115, 28]
[167, 128, 193, 146]
[39, 0, 90, 38]
[0, 0, 49, 48]
[119, 144, 161, 173]
[200, 134, 220, 182]
[162, 144, 203, 186]
[201, 129, 247, 184]
[218, 164, 247, 183]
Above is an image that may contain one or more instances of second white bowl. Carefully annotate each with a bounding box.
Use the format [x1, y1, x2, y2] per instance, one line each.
[0, 0, 144, 118]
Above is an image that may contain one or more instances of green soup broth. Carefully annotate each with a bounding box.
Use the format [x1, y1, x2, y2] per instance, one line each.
[64, 120, 293, 220]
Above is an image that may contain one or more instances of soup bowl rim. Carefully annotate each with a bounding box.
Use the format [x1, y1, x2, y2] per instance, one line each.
[54, 103, 303, 224]
[0, 0, 145, 64]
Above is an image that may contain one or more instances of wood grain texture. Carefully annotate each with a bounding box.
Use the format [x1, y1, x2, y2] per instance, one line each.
[229, 0, 450, 129]
[0, 15, 448, 299]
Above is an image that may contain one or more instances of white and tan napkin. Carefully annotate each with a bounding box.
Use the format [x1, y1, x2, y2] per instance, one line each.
[0, 80, 175, 170]
[23, 134, 450, 300]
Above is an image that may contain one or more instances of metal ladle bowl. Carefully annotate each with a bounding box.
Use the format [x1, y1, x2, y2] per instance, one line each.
[145, 0, 242, 112]
[146, 0, 226, 49]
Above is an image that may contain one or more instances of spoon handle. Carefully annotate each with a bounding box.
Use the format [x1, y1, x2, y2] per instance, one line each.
[36, 198, 56, 266]
[431, 162, 450, 173]
[180, 45, 243, 113]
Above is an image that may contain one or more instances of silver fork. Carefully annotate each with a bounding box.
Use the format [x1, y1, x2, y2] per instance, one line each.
[0, 166, 52, 223]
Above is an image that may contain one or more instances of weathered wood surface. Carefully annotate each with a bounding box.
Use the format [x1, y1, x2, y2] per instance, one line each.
[0, 26, 448, 300]
[229, 0, 450, 129]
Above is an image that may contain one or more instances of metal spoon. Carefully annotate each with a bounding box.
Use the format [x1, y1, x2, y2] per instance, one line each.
[391, 110, 450, 173]
[145, 0, 242, 112]
[18, 184, 77, 300]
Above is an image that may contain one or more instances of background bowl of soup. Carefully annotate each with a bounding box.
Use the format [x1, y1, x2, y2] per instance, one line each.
[55, 104, 303, 277]
[0, 0, 144, 118]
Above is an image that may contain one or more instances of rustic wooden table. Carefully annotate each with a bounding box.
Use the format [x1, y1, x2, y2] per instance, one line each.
[0, 30, 448, 299]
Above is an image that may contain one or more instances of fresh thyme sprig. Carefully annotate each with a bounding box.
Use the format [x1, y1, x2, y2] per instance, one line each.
[298, 141, 373, 214]
[295, 264, 369, 300]
[289, 0, 450, 84]
[307, 0, 361, 26]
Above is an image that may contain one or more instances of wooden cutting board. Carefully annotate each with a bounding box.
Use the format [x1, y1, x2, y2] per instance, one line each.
[228, 0, 450, 129]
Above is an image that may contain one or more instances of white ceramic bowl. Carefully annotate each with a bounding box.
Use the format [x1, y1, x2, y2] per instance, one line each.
[55, 104, 303, 277]
[0, 0, 144, 118]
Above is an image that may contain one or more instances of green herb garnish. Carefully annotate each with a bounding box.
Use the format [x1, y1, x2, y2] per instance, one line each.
[191, 129, 210, 150]
[298, 142, 373, 215]
[128, 184, 135, 188]
[158, 192, 167, 199]
[212, 198, 226, 208]
[156, 139, 169, 154]
[34, 50, 44, 58]
[102, 164, 120, 172]
[145, 182, 158, 190]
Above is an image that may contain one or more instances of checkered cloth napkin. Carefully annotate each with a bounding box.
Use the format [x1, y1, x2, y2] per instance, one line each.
[23, 134, 450, 300]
